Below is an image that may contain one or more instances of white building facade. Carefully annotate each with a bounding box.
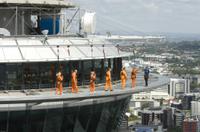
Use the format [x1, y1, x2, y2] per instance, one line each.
[191, 101, 200, 116]
[170, 78, 190, 97]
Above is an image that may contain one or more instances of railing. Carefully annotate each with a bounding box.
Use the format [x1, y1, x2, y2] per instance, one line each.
[0, 73, 160, 92]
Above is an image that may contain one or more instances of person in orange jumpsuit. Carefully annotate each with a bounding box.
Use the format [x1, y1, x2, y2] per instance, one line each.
[56, 71, 63, 95]
[90, 71, 96, 95]
[131, 67, 138, 88]
[120, 67, 127, 89]
[105, 68, 112, 91]
[71, 69, 79, 93]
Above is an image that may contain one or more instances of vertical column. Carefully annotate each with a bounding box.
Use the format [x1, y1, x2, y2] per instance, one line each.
[92, 60, 95, 70]
[100, 59, 104, 82]
[117, 58, 122, 80]
[15, 6, 18, 35]
[1, 64, 6, 90]
[184, 80, 187, 94]
[81, 61, 84, 85]
[68, 61, 72, 87]
[169, 80, 172, 96]
[187, 79, 190, 93]
[53, 9, 56, 34]
[60, 9, 64, 34]
[113, 58, 117, 81]
[5, 64, 8, 90]
[21, 11, 24, 35]
[37, 63, 41, 89]
[108, 59, 111, 68]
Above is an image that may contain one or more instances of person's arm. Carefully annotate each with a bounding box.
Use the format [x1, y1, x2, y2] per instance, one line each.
[61, 75, 64, 82]
[125, 71, 128, 80]
[72, 73, 76, 82]
[109, 72, 112, 81]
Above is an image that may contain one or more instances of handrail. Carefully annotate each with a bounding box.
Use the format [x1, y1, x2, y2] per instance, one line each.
[0, 74, 159, 92]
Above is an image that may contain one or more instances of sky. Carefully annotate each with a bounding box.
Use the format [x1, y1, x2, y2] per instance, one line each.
[73, 0, 200, 35]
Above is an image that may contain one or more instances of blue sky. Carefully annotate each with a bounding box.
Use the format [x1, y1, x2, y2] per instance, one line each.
[73, 0, 200, 35]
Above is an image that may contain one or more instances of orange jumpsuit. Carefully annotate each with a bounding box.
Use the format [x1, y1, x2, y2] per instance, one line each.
[90, 72, 96, 94]
[131, 68, 138, 88]
[105, 69, 112, 91]
[56, 73, 63, 95]
[120, 69, 127, 89]
[71, 71, 78, 93]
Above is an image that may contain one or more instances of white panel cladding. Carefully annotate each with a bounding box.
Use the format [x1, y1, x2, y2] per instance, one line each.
[0, 37, 130, 63]
[191, 101, 200, 116]
[69, 39, 104, 58]
[3, 47, 22, 60]
[97, 46, 120, 58]
[17, 39, 42, 61]
[17, 39, 56, 61]
[0, 40, 22, 61]
[47, 39, 84, 60]
[0, 39, 17, 45]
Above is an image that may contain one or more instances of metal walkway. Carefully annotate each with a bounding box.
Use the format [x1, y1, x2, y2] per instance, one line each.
[0, 71, 169, 111]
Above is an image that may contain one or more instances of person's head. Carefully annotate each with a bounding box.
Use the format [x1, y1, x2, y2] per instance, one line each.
[74, 69, 77, 73]
[56, 71, 61, 76]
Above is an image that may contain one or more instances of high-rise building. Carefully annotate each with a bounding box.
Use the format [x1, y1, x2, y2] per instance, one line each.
[163, 108, 174, 129]
[174, 112, 184, 127]
[169, 78, 190, 97]
[191, 101, 200, 116]
[183, 118, 200, 132]
[141, 112, 152, 125]
[140, 109, 163, 126]
[182, 94, 195, 110]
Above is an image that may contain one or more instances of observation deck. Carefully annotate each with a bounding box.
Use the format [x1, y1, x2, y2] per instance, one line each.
[0, 71, 169, 111]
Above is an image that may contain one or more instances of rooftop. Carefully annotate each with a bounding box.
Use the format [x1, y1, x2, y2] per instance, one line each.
[0, 36, 130, 63]
[0, 0, 74, 8]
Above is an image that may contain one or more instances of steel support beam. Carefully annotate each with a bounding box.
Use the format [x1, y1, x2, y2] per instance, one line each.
[15, 6, 18, 35]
